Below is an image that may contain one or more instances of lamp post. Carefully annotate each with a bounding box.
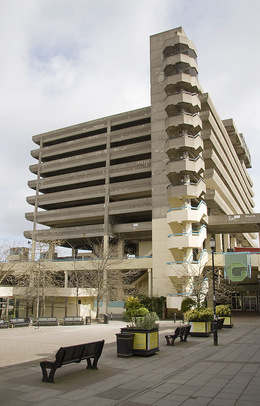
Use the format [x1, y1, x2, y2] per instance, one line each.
[210, 237, 218, 346]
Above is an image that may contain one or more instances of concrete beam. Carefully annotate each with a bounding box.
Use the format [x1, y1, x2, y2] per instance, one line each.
[208, 213, 260, 233]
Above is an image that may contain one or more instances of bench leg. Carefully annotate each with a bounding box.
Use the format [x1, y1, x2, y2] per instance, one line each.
[40, 362, 57, 383]
[86, 356, 99, 370]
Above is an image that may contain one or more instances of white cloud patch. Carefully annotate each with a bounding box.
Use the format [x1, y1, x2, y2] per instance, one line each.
[0, 0, 260, 243]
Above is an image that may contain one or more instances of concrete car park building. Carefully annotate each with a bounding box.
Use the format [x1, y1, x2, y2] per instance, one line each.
[1, 27, 259, 319]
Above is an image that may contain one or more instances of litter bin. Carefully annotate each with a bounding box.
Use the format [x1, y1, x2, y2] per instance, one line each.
[116, 333, 134, 358]
[103, 314, 109, 324]
[85, 316, 91, 325]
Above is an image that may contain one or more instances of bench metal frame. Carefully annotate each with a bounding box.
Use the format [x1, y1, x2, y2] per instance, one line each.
[165, 325, 191, 346]
[40, 340, 105, 383]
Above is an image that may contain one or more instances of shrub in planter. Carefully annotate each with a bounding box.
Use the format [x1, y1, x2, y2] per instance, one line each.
[185, 307, 214, 336]
[123, 297, 149, 326]
[216, 304, 233, 328]
[185, 307, 214, 322]
[216, 305, 231, 317]
[135, 312, 159, 330]
[121, 310, 160, 356]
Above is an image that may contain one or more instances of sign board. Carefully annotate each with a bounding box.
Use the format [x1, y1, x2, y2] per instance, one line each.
[224, 253, 251, 282]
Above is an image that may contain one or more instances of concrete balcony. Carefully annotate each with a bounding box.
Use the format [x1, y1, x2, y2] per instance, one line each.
[167, 200, 207, 224]
[166, 262, 190, 277]
[26, 197, 152, 227]
[110, 179, 151, 200]
[24, 224, 108, 242]
[25, 203, 105, 227]
[31, 133, 107, 160]
[109, 197, 152, 215]
[2, 256, 153, 274]
[165, 91, 201, 115]
[166, 156, 205, 179]
[109, 159, 151, 178]
[28, 167, 106, 192]
[162, 34, 197, 56]
[27, 179, 151, 209]
[110, 140, 151, 161]
[167, 178, 206, 200]
[29, 149, 107, 176]
[163, 53, 198, 72]
[111, 122, 151, 143]
[27, 184, 107, 208]
[166, 250, 208, 278]
[164, 73, 202, 94]
[165, 113, 202, 135]
[166, 295, 183, 310]
[165, 134, 203, 157]
[223, 118, 252, 168]
[167, 225, 207, 250]
[0, 286, 96, 299]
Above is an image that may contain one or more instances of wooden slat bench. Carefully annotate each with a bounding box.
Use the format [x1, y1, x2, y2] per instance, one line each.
[63, 316, 84, 325]
[0, 319, 9, 328]
[36, 317, 59, 326]
[9, 318, 30, 328]
[165, 325, 191, 346]
[40, 340, 105, 383]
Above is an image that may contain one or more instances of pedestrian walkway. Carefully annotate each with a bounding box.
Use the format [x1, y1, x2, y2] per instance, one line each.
[0, 314, 259, 405]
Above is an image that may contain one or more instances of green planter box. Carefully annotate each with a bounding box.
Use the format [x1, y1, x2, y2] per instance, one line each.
[222, 316, 233, 328]
[189, 321, 212, 337]
[120, 327, 159, 356]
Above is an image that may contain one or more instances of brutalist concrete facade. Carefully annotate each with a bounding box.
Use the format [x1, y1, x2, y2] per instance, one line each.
[24, 27, 256, 312]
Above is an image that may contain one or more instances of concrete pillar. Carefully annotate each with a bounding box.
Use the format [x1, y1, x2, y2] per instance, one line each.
[215, 234, 223, 253]
[51, 297, 55, 317]
[72, 248, 78, 258]
[117, 240, 124, 258]
[223, 234, 230, 252]
[65, 297, 68, 317]
[204, 236, 211, 253]
[48, 243, 55, 259]
[230, 236, 237, 249]
[64, 271, 68, 288]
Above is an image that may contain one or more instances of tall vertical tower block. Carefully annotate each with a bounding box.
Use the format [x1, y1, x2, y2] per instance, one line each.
[25, 27, 255, 313]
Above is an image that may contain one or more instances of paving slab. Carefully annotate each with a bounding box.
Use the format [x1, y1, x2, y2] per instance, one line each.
[0, 315, 260, 405]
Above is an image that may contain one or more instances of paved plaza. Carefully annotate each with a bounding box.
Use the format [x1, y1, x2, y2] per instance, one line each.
[0, 314, 260, 405]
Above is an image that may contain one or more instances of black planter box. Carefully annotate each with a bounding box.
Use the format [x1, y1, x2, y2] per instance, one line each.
[120, 327, 159, 356]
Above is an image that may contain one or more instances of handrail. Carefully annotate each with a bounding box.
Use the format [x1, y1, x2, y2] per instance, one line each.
[165, 132, 202, 142]
[166, 177, 206, 189]
[167, 111, 200, 118]
[167, 277, 208, 297]
[164, 89, 198, 99]
[168, 224, 206, 238]
[166, 155, 204, 165]
[166, 249, 207, 266]
[166, 200, 207, 214]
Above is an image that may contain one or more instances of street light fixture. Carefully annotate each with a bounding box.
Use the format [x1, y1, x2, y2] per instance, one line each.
[210, 237, 218, 346]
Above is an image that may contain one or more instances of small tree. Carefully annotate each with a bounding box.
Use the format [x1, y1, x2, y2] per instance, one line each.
[124, 296, 149, 323]
[181, 297, 196, 313]
[10, 239, 65, 318]
[72, 237, 142, 318]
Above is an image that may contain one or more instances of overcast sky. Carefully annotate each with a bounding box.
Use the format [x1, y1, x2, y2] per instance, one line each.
[1, 0, 260, 246]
